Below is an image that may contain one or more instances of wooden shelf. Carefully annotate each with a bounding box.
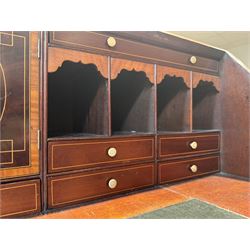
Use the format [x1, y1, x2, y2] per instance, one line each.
[48, 60, 109, 138]
[111, 69, 155, 134]
[157, 73, 190, 132]
[193, 80, 220, 130]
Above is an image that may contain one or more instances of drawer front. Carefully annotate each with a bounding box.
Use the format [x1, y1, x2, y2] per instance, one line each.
[158, 155, 220, 184]
[48, 136, 155, 173]
[49, 32, 219, 74]
[159, 133, 220, 159]
[0, 179, 41, 218]
[48, 163, 155, 208]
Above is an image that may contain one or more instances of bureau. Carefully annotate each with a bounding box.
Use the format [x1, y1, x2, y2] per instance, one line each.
[0, 31, 249, 217]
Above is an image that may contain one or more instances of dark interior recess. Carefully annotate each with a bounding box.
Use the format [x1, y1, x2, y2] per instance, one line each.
[48, 61, 108, 138]
[157, 75, 190, 132]
[193, 80, 219, 130]
[111, 69, 155, 135]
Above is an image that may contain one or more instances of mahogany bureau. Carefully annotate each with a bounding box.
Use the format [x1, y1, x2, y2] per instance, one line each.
[0, 31, 249, 217]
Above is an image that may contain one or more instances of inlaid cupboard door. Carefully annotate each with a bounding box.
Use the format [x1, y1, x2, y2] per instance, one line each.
[0, 32, 40, 179]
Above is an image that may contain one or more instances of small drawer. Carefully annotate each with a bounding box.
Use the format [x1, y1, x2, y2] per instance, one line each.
[0, 179, 41, 218]
[48, 163, 155, 208]
[48, 136, 155, 173]
[158, 155, 220, 184]
[158, 132, 220, 159]
[49, 32, 219, 74]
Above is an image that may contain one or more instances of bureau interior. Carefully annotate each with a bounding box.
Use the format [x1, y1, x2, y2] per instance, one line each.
[157, 75, 190, 132]
[193, 80, 219, 130]
[48, 61, 109, 138]
[111, 69, 155, 135]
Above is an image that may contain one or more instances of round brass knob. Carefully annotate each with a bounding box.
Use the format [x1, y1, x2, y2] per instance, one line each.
[190, 164, 198, 173]
[107, 147, 117, 158]
[108, 178, 117, 189]
[190, 56, 197, 64]
[189, 141, 198, 150]
[107, 37, 116, 48]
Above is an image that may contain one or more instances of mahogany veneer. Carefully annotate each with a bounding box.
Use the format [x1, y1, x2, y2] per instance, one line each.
[0, 32, 40, 179]
[158, 155, 220, 184]
[48, 163, 155, 208]
[48, 136, 155, 173]
[49, 32, 219, 75]
[1, 31, 249, 218]
[0, 179, 41, 218]
[158, 132, 220, 160]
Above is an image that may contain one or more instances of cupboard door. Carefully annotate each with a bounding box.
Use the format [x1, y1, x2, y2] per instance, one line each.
[0, 32, 40, 179]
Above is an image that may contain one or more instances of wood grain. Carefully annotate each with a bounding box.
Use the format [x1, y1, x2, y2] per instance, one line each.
[48, 136, 155, 173]
[0, 179, 41, 218]
[49, 32, 220, 75]
[48, 163, 155, 208]
[0, 32, 30, 169]
[0, 32, 40, 179]
[48, 58, 109, 137]
[48, 47, 108, 79]
[158, 132, 220, 160]
[111, 57, 154, 83]
[158, 155, 220, 184]
[157, 65, 191, 132]
[156, 65, 191, 87]
[220, 54, 250, 178]
[111, 64, 155, 133]
[192, 72, 220, 91]
[107, 31, 224, 60]
[192, 72, 221, 130]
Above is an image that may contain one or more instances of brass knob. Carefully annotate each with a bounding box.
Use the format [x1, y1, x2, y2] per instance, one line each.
[190, 164, 198, 173]
[189, 141, 198, 150]
[107, 37, 116, 48]
[190, 56, 197, 64]
[108, 178, 117, 189]
[107, 147, 117, 158]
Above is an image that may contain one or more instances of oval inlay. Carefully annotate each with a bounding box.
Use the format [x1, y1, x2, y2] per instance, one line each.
[0, 64, 7, 121]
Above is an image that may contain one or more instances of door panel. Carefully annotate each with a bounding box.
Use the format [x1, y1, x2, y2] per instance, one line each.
[0, 32, 40, 179]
